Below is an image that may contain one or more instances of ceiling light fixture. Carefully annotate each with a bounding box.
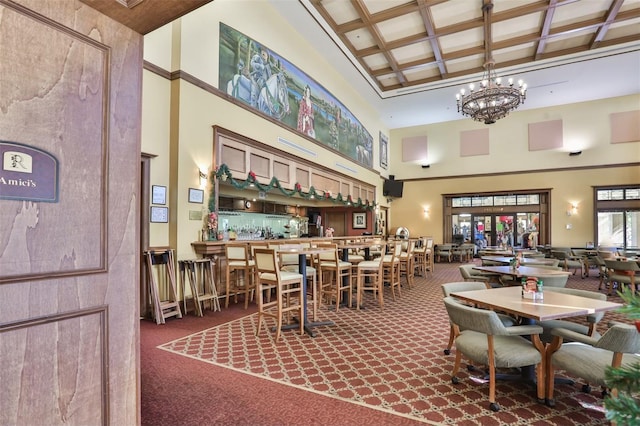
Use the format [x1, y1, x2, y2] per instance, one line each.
[456, 0, 527, 124]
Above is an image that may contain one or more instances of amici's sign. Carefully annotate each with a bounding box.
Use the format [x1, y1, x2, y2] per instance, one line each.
[0, 141, 59, 202]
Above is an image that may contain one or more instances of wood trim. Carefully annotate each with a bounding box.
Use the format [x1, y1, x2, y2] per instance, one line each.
[442, 189, 551, 245]
[0, 305, 110, 425]
[0, 0, 110, 285]
[401, 162, 640, 183]
[140, 154, 153, 318]
[212, 126, 376, 202]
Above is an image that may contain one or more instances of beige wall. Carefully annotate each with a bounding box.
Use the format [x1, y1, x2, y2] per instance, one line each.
[142, 0, 388, 260]
[390, 166, 639, 246]
[387, 95, 640, 244]
[142, 0, 639, 257]
[389, 95, 640, 179]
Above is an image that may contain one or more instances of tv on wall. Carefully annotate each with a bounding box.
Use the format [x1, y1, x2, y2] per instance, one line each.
[383, 179, 403, 198]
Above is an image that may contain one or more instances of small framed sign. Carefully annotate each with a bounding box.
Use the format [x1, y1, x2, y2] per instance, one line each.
[353, 212, 367, 229]
[151, 185, 166, 205]
[150, 206, 168, 223]
[188, 188, 204, 204]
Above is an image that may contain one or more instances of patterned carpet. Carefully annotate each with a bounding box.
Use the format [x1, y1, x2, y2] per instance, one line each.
[158, 261, 626, 425]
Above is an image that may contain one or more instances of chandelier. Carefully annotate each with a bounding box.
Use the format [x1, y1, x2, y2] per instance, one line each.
[456, 1, 527, 124]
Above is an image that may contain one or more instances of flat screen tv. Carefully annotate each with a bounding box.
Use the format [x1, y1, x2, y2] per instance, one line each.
[383, 179, 403, 197]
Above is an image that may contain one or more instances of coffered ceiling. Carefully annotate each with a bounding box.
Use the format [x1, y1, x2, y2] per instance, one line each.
[81, 0, 640, 129]
[272, 0, 640, 127]
[307, 0, 640, 93]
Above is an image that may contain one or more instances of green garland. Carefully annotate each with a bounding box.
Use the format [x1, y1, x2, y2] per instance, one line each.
[208, 163, 375, 211]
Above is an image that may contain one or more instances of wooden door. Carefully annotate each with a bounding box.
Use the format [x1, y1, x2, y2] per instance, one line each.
[326, 212, 346, 236]
[0, 2, 141, 425]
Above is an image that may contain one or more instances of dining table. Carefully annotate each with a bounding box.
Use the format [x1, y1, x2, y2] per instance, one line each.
[473, 265, 570, 280]
[450, 285, 622, 323]
[277, 245, 335, 337]
[481, 256, 558, 266]
[450, 285, 622, 382]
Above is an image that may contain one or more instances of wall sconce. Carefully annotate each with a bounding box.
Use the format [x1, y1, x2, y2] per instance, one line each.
[423, 207, 430, 216]
[567, 203, 578, 216]
[199, 170, 207, 188]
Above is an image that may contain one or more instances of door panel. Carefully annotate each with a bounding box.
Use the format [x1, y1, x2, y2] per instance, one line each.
[0, 2, 141, 425]
[326, 212, 346, 236]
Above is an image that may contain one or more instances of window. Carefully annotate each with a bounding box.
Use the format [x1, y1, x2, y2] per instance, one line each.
[595, 186, 640, 250]
[450, 194, 540, 207]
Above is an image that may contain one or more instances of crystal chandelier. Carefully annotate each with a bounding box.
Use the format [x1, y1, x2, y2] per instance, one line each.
[456, 1, 527, 124]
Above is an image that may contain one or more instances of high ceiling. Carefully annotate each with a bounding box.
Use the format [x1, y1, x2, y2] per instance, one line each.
[270, 0, 640, 128]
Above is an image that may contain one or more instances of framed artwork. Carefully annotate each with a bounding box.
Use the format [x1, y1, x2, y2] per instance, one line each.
[219, 23, 374, 169]
[151, 185, 166, 205]
[188, 188, 204, 204]
[379, 132, 388, 169]
[150, 206, 168, 223]
[353, 212, 366, 229]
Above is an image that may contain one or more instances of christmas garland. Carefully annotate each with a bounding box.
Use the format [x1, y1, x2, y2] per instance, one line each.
[208, 163, 375, 212]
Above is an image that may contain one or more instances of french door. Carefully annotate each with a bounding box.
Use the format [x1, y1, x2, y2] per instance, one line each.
[469, 213, 539, 248]
[444, 190, 549, 247]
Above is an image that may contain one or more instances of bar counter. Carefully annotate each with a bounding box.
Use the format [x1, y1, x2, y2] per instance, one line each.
[191, 236, 384, 298]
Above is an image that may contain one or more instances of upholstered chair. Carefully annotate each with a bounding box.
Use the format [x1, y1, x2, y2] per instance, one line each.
[545, 323, 640, 407]
[443, 296, 546, 412]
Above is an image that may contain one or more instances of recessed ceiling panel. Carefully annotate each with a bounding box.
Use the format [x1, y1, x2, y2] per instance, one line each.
[345, 27, 377, 50]
[375, 11, 425, 43]
[492, 13, 541, 42]
[321, 0, 360, 25]
[362, 52, 391, 70]
[391, 41, 433, 64]
[362, 0, 409, 15]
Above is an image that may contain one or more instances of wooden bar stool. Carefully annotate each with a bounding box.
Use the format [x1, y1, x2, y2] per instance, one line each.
[225, 243, 256, 309]
[399, 239, 416, 289]
[253, 248, 304, 341]
[318, 243, 353, 310]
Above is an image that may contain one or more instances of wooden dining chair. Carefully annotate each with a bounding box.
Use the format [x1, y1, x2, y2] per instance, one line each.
[253, 248, 304, 341]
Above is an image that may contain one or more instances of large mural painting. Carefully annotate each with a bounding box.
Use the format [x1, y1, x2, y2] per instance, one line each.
[219, 23, 374, 168]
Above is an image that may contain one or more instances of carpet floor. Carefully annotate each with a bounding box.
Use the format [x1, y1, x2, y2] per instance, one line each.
[142, 260, 628, 425]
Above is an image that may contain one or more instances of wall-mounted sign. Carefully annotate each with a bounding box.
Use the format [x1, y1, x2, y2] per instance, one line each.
[0, 141, 59, 202]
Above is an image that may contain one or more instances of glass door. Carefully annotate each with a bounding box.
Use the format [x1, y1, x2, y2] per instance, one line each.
[515, 212, 540, 248]
[470, 215, 517, 249]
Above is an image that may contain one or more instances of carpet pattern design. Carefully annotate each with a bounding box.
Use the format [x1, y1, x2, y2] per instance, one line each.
[158, 264, 623, 425]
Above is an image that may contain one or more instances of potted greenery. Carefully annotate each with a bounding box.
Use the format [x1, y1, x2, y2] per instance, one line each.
[604, 287, 640, 424]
